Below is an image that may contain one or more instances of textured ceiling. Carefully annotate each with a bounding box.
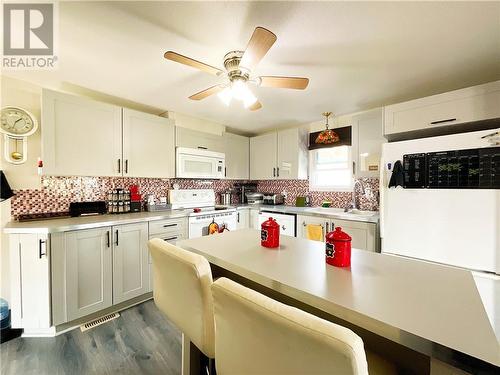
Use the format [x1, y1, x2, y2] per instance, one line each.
[5, 1, 500, 133]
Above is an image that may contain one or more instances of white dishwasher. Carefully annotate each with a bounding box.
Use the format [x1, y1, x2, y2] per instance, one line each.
[258, 211, 296, 237]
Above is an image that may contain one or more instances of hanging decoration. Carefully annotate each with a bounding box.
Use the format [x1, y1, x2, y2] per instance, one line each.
[315, 112, 339, 145]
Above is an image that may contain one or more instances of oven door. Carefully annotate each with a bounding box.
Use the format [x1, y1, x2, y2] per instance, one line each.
[188, 212, 237, 239]
[176, 147, 225, 179]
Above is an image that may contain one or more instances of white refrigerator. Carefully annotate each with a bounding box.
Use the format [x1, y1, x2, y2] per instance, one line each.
[380, 129, 500, 274]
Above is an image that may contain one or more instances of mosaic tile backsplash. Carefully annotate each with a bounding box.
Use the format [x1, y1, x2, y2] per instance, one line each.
[11, 176, 379, 219]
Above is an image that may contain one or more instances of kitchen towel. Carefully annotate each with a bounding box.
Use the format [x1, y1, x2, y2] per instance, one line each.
[306, 224, 323, 241]
[388, 160, 404, 188]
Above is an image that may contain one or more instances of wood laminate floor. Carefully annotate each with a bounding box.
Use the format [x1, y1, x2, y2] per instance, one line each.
[0, 300, 182, 375]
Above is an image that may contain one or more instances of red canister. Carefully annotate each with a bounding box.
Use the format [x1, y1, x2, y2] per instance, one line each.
[325, 227, 352, 267]
[261, 217, 280, 248]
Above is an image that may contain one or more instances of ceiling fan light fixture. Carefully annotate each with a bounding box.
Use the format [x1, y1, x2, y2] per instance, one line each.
[217, 87, 232, 106]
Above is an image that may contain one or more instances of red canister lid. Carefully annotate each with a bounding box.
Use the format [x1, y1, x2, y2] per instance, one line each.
[326, 227, 351, 242]
[262, 217, 279, 229]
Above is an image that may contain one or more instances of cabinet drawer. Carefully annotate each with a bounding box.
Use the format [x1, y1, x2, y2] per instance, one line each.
[149, 218, 185, 235]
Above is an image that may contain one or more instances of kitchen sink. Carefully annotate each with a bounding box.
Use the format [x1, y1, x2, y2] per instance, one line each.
[343, 209, 376, 216]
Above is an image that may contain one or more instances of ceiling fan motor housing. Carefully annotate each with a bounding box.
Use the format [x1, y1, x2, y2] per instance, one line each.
[224, 51, 249, 82]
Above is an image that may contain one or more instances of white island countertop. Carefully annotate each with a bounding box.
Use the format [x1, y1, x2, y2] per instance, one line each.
[178, 229, 499, 367]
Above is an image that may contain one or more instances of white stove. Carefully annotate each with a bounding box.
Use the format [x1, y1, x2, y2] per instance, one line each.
[169, 189, 237, 238]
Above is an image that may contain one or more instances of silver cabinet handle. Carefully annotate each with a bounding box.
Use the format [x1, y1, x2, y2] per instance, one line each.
[163, 224, 177, 228]
[273, 167, 276, 177]
[125, 159, 128, 174]
[282, 225, 286, 230]
[237, 212, 240, 223]
[277, 167, 280, 177]
[39, 239, 47, 259]
[115, 229, 119, 246]
[117, 159, 121, 173]
[106, 231, 110, 248]
[353, 161, 356, 175]
[326, 222, 329, 233]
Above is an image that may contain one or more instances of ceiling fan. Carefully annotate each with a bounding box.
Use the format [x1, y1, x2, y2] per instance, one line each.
[164, 27, 309, 111]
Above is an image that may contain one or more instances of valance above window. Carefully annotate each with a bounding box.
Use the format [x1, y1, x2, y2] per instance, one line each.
[308, 126, 352, 150]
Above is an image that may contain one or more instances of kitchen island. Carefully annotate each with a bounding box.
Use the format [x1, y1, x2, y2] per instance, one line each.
[178, 229, 499, 374]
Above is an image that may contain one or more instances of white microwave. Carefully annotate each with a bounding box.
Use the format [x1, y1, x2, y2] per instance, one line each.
[176, 147, 225, 179]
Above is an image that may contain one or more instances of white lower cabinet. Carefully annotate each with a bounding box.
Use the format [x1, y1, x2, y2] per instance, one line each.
[51, 222, 150, 325]
[112, 222, 149, 304]
[54, 227, 113, 323]
[236, 209, 250, 229]
[9, 234, 52, 334]
[297, 215, 377, 252]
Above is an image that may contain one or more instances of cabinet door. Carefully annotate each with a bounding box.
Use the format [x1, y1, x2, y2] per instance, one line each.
[297, 215, 329, 242]
[236, 209, 250, 229]
[9, 234, 51, 330]
[113, 223, 149, 304]
[277, 128, 298, 179]
[176, 126, 225, 152]
[249, 209, 260, 229]
[356, 109, 385, 178]
[65, 227, 113, 321]
[42, 89, 122, 176]
[224, 132, 249, 179]
[250, 133, 277, 179]
[332, 219, 377, 251]
[122, 108, 175, 178]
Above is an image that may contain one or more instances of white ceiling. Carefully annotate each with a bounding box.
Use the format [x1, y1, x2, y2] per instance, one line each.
[5, 1, 500, 133]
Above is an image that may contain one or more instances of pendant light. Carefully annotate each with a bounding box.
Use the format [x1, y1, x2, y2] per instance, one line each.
[315, 112, 339, 144]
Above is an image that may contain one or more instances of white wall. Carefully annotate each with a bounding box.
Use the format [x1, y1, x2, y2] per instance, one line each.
[0, 76, 43, 190]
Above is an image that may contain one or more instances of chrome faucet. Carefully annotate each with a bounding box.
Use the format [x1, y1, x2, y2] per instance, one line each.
[344, 179, 366, 212]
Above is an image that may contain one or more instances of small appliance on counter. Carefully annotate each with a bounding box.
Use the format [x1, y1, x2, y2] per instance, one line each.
[69, 201, 107, 217]
[262, 192, 285, 205]
[245, 192, 264, 205]
[234, 182, 258, 204]
[107, 188, 130, 214]
[129, 185, 142, 212]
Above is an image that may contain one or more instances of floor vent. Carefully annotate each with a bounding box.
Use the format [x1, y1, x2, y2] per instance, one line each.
[80, 312, 120, 332]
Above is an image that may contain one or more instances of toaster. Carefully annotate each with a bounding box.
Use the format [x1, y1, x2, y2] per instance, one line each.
[262, 193, 285, 205]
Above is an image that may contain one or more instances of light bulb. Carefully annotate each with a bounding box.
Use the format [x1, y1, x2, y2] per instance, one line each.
[231, 80, 247, 101]
[217, 87, 232, 106]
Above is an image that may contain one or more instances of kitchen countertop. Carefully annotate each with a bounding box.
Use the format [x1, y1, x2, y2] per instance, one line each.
[178, 229, 500, 368]
[3, 210, 192, 234]
[4, 205, 378, 234]
[235, 204, 379, 223]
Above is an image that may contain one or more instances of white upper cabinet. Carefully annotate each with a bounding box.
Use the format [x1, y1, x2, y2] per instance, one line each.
[277, 127, 308, 180]
[355, 108, 386, 178]
[223, 132, 249, 179]
[384, 80, 500, 138]
[122, 108, 175, 178]
[250, 128, 308, 180]
[176, 126, 225, 153]
[42, 89, 122, 176]
[250, 132, 278, 179]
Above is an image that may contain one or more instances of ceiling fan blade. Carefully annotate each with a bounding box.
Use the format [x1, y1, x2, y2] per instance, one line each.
[189, 85, 224, 100]
[164, 51, 223, 76]
[248, 101, 262, 111]
[259, 76, 309, 90]
[239, 27, 277, 71]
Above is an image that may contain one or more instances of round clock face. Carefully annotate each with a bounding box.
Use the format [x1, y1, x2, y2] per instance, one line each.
[0, 106, 38, 137]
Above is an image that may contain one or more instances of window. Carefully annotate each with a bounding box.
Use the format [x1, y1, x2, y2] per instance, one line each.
[309, 146, 353, 191]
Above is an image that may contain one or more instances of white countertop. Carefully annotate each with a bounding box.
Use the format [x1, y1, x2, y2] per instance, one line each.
[3, 210, 192, 234]
[178, 229, 499, 366]
[4, 205, 378, 234]
[236, 204, 379, 223]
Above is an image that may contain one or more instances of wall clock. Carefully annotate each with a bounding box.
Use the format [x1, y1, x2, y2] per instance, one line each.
[0, 106, 39, 164]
